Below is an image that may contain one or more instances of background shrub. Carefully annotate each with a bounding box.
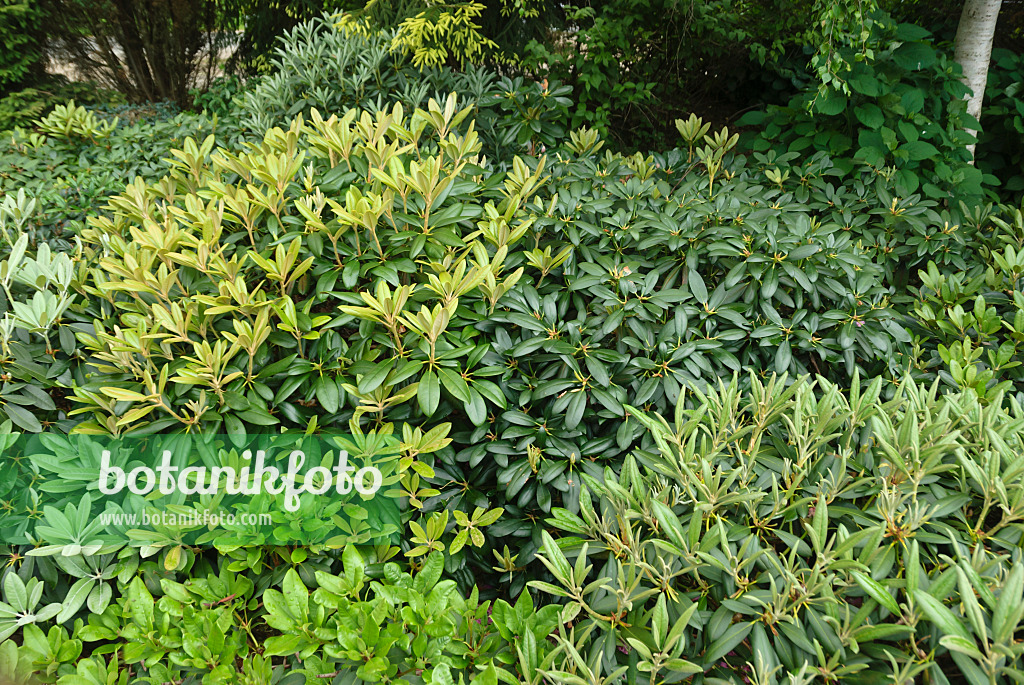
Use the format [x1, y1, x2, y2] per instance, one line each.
[518, 0, 823, 151]
[189, 74, 247, 118]
[0, 80, 124, 133]
[239, 14, 572, 165]
[0, 0, 45, 93]
[0, 102, 243, 249]
[740, 18, 986, 207]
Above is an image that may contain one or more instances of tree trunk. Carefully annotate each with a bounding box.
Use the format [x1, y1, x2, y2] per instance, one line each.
[40, 0, 222, 107]
[953, 0, 1002, 159]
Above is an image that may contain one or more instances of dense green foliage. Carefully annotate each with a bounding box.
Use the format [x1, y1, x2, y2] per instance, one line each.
[0, 0, 45, 93]
[905, 204, 1024, 405]
[740, 19, 985, 204]
[0, 101, 243, 252]
[978, 49, 1024, 202]
[1, 1, 1024, 683]
[239, 15, 571, 165]
[536, 374, 1024, 683]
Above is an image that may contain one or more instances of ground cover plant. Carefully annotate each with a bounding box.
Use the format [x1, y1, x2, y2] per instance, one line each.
[0, 1, 1023, 683]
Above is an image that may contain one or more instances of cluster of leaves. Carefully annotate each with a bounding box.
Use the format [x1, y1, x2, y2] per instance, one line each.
[0, 545, 517, 685]
[740, 17, 987, 206]
[0, 0, 44, 92]
[0, 432, 406, 558]
[517, 125, 909, 390]
[68, 96, 508, 436]
[190, 75, 248, 119]
[0, 102, 243, 245]
[335, 0, 553, 65]
[744, 148, 981, 294]
[239, 13, 571, 165]
[0, 218, 76, 430]
[534, 372, 1024, 684]
[26, 97, 515, 581]
[902, 201, 1024, 406]
[238, 18, 492, 140]
[340, 0, 499, 69]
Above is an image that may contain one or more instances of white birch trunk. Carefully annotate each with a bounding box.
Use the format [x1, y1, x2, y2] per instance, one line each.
[953, 0, 1003, 159]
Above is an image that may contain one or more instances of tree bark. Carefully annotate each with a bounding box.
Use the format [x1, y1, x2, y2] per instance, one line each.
[953, 0, 1002, 159]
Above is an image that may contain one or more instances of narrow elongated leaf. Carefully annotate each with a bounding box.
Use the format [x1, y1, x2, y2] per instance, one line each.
[994, 562, 1024, 644]
[854, 572, 900, 615]
[914, 590, 972, 641]
[56, 578, 94, 624]
[703, 622, 752, 666]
